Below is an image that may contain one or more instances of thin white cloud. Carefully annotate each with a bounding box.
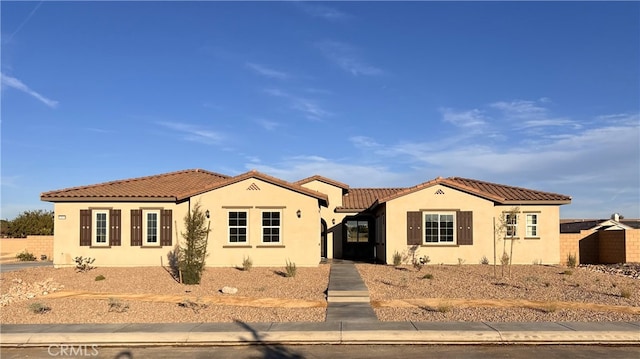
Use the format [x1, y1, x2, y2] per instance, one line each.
[1, 72, 58, 108]
[294, 2, 350, 21]
[440, 108, 487, 128]
[157, 121, 223, 145]
[245, 62, 290, 80]
[255, 118, 281, 131]
[264, 88, 331, 121]
[316, 40, 383, 76]
[490, 99, 547, 118]
[350, 136, 381, 149]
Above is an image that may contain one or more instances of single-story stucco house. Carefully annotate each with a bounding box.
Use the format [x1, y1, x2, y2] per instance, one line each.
[41, 169, 571, 267]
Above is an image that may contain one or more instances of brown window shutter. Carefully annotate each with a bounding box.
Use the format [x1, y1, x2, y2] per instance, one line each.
[80, 209, 91, 246]
[407, 211, 422, 245]
[160, 209, 172, 246]
[457, 211, 473, 245]
[109, 209, 121, 246]
[131, 209, 142, 246]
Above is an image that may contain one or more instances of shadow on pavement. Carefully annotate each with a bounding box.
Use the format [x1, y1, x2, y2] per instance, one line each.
[236, 320, 304, 359]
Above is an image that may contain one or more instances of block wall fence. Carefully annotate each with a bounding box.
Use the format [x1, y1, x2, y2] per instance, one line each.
[560, 229, 640, 265]
[0, 235, 53, 261]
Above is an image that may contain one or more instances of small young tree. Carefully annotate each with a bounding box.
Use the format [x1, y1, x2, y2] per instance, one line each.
[178, 202, 210, 285]
[494, 207, 519, 277]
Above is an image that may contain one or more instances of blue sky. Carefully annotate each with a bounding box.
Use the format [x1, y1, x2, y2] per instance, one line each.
[1, 1, 639, 220]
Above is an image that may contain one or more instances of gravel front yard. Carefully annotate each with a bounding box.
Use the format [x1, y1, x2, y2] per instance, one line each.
[357, 263, 640, 322]
[1, 263, 638, 324]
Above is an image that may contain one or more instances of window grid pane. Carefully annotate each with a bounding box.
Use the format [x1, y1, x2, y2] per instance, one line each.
[229, 212, 248, 243]
[96, 212, 107, 243]
[526, 214, 538, 237]
[424, 213, 454, 244]
[147, 212, 158, 243]
[262, 212, 280, 243]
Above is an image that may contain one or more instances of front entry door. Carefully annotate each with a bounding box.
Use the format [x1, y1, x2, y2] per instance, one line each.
[343, 217, 374, 261]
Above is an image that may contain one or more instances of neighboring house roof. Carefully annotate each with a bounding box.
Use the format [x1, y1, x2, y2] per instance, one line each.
[560, 219, 638, 233]
[41, 169, 329, 206]
[336, 188, 405, 213]
[295, 175, 350, 189]
[377, 177, 572, 205]
[40, 169, 229, 202]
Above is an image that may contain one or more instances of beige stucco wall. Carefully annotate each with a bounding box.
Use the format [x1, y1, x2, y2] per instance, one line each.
[191, 178, 323, 267]
[384, 184, 562, 265]
[51, 177, 325, 268]
[52, 201, 187, 268]
[298, 180, 351, 259]
[1, 236, 54, 263]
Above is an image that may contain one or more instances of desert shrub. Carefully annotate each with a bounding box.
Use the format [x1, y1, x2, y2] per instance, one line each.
[74, 256, 95, 272]
[178, 298, 208, 313]
[540, 303, 558, 313]
[392, 251, 402, 266]
[95, 275, 106, 281]
[544, 282, 550, 287]
[285, 259, 297, 278]
[28, 302, 51, 314]
[16, 250, 36, 262]
[532, 259, 543, 265]
[566, 253, 577, 268]
[40, 254, 48, 261]
[457, 258, 465, 266]
[422, 273, 434, 280]
[563, 270, 573, 275]
[108, 298, 129, 313]
[437, 302, 452, 313]
[178, 202, 210, 285]
[412, 255, 430, 271]
[242, 256, 253, 271]
[500, 252, 510, 266]
[620, 288, 633, 299]
[480, 256, 490, 265]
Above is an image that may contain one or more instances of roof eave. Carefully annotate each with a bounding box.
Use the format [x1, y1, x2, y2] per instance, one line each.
[501, 200, 572, 205]
[40, 196, 177, 203]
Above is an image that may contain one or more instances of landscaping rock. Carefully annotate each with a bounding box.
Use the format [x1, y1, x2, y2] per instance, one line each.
[221, 286, 238, 294]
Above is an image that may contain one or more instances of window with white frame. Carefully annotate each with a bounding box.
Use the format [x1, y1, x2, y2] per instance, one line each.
[229, 211, 248, 243]
[423, 213, 455, 244]
[92, 210, 109, 246]
[262, 211, 281, 243]
[505, 213, 518, 238]
[143, 210, 160, 245]
[526, 213, 538, 237]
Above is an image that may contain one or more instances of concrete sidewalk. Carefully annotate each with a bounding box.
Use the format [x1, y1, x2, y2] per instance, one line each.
[2, 321, 639, 346]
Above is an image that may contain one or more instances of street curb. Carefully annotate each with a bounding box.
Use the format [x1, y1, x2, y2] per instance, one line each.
[2, 321, 639, 347]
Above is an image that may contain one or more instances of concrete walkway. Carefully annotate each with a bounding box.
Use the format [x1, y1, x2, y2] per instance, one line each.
[326, 261, 377, 322]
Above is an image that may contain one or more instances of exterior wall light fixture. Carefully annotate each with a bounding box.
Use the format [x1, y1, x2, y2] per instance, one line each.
[205, 210, 210, 219]
[296, 209, 301, 218]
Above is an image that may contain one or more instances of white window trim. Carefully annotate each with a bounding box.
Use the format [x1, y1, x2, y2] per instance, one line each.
[142, 209, 161, 246]
[92, 210, 110, 247]
[526, 213, 539, 238]
[261, 210, 282, 244]
[228, 210, 249, 244]
[422, 212, 456, 245]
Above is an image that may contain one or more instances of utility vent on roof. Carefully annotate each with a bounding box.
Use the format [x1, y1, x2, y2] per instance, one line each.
[247, 183, 261, 191]
[435, 189, 445, 195]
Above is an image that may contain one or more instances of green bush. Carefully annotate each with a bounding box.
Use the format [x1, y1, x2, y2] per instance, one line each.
[285, 260, 297, 278]
[566, 253, 577, 268]
[16, 250, 36, 262]
[422, 273, 434, 280]
[178, 202, 210, 285]
[29, 302, 51, 314]
[480, 256, 489, 265]
[95, 275, 106, 281]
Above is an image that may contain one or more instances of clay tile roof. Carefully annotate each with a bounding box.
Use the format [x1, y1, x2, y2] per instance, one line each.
[41, 169, 230, 202]
[378, 177, 571, 205]
[295, 175, 349, 189]
[336, 188, 405, 212]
